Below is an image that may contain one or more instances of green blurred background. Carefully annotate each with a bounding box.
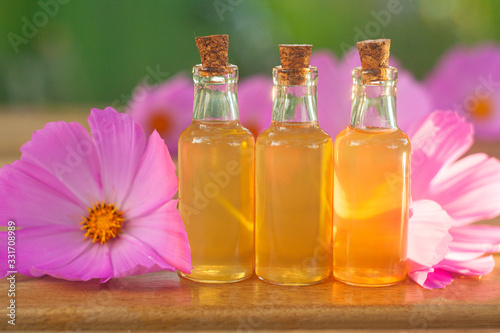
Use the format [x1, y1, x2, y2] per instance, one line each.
[0, 0, 499, 108]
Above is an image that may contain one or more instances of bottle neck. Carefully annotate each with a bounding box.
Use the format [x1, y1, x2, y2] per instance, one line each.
[192, 64, 239, 122]
[272, 66, 318, 123]
[350, 67, 398, 130]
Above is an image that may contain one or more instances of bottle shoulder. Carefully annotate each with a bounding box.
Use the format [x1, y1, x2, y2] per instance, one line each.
[335, 126, 410, 149]
[179, 121, 254, 145]
[257, 124, 332, 147]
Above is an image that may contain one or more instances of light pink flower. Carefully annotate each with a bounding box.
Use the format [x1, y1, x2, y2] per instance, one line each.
[0, 107, 191, 282]
[408, 110, 500, 288]
[127, 75, 193, 155]
[426, 44, 500, 140]
[310, 50, 348, 138]
[238, 74, 273, 137]
[311, 48, 433, 138]
[310, 50, 342, 137]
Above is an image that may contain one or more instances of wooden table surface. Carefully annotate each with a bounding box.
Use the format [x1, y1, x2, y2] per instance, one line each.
[1, 109, 500, 332]
[2, 263, 500, 331]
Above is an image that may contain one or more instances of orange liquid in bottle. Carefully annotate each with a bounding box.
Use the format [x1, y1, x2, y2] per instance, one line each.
[178, 120, 255, 283]
[256, 122, 333, 286]
[333, 126, 410, 286]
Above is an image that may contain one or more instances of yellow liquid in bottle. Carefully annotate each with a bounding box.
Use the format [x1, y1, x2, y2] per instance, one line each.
[255, 122, 333, 286]
[333, 126, 410, 286]
[178, 120, 255, 283]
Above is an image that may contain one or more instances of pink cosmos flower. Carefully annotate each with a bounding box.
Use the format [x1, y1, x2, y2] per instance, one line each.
[127, 75, 193, 155]
[238, 74, 273, 137]
[426, 44, 500, 140]
[0, 107, 192, 282]
[311, 48, 433, 138]
[407, 110, 500, 288]
[309, 50, 341, 137]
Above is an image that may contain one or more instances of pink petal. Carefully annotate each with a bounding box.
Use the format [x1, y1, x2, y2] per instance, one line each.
[339, 48, 361, 73]
[238, 74, 273, 136]
[445, 225, 500, 261]
[311, 51, 338, 133]
[471, 93, 500, 140]
[311, 49, 338, 71]
[408, 200, 453, 270]
[449, 224, 500, 244]
[438, 255, 495, 276]
[446, 242, 500, 261]
[396, 69, 433, 134]
[127, 74, 193, 155]
[425, 44, 500, 140]
[125, 200, 191, 273]
[130, 74, 192, 114]
[319, 49, 353, 137]
[410, 111, 474, 200]
[32, 242, 113, 281]
[409, 268, 454, 289]
[122, 131, 177, 219]
[19, 121, 102, 204]
[109, 233, 176, 279]
[88, 107, 147, 207]
[426, 153, 500, 225]
[11, 225, 107, 280]
[0, 161, 86, 228]
[18, 224, 109, 282]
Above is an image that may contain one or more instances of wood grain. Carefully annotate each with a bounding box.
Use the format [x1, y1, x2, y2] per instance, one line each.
[0, 111, 500, 331]
[1, 259, 500, 331]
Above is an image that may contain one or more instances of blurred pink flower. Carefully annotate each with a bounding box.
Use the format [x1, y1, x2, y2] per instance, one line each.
[426, 44, 500, 140]
[238, 74, 273, 137]
[310, 50, 342, 137]
[0, 107, 192, 282]
[311, 48, 433, 138]
[407, 111, 500, 288]
[127, 75, 193, 155]
[310, 49, 347, 138]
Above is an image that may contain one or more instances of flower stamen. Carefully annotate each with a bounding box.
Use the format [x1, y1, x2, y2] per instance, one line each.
[469, 97, 493, 121]
[81, 202, 125, 244]
[149, 111, 172, 134]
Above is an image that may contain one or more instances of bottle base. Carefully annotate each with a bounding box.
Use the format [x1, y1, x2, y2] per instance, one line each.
[179, 268, 253, 284]
[257, 274, 329, 286]
[256, 267, 331, 286]
[334, 275, 406, 287]
[334, 267, 407, 287]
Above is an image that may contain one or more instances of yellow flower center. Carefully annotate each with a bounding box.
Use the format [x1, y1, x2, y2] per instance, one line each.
[81, 202, 125, 244]
[149, 111, 172, 134]
[469, 97, 493, 121]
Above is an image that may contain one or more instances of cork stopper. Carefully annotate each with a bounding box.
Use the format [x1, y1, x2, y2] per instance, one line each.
[357, 39, 390, 83]
[278, 44, 313, 85]
[195, 34, 231, 76]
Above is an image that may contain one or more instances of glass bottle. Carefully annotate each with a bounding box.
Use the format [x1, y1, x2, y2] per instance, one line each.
[178, 63, 255, 283]
[255, 50, 333, 286]
[333, 66, 410, 286]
